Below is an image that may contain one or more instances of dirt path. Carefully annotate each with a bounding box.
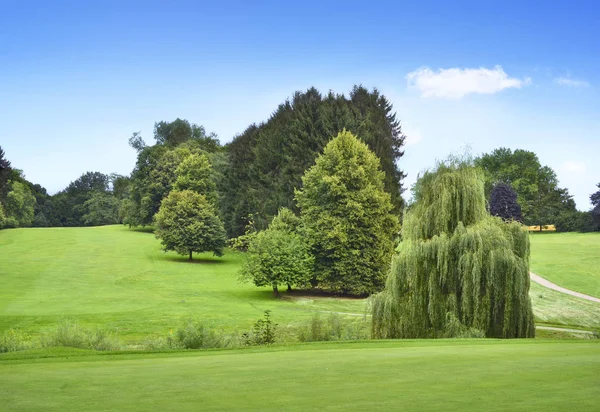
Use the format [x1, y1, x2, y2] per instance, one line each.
[529, 272, 600, 303]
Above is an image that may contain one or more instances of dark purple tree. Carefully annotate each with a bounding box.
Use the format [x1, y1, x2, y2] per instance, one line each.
[489, 182, 523, 222]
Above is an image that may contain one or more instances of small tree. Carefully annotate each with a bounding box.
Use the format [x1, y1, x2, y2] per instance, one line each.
[154, 190, 226, 260]
[295, 130, 399, 295]
[489, 182, 523, 222]
[240, 208, 313, 297]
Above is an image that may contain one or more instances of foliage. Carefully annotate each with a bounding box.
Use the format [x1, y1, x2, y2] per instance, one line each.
[173, 153, 216, 200]
[42, 171, 115, 227]
[296, 313, 369, 342]
[82, 192, 121, 226]
[0, 146, 12, 203]
[227, 213, 258, 251]
[126, 131, 220, 227]
[166, 318, 230, 349]
[4, 181, 36, 227]
[219, 86, 406, 237]
[240, 208, 313, 296]
[296, 130, 399, 295]
[371, 160, 535, 339]
[489, 182, 522, 222]
[242, 310, 277, 345]
[0, 329, 32, 353]
[0, 201, 6, 228]
[154, 190, 227, 259]
[476, 148, 576, 226]
[590, 182, 600, 207]
[40, 319, 121, 351]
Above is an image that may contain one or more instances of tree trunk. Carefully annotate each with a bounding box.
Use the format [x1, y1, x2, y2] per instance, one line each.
[273, 285, 280, 298]
[189, 250, 193, 261]
[287, 284, 292, 292]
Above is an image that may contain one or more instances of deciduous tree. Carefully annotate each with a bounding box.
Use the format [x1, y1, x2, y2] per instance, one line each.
[371, 160, 535, 339]
[240, 208, 313, 297]
[489, 182, 522, 222]
[154, 190, 226, 260]
[295, 130, 399, 295]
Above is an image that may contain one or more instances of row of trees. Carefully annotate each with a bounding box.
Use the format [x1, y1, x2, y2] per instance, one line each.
[475, 148, 599, 232]
[219, 86, 406, 237]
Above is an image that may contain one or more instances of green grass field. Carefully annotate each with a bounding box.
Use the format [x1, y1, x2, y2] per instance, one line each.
[0, 226, 366, 342]
[530, 232, 600, 298]
[1, 340, 599, 411]
[1, 226, 599, 342]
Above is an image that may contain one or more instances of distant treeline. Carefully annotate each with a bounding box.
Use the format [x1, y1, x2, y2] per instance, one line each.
[1, 85, 599, 233]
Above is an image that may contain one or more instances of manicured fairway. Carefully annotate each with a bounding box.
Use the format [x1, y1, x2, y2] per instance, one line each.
[1, 340, 599, 411]
[0, 226, 366, 342]
[530, 232, 600, 298]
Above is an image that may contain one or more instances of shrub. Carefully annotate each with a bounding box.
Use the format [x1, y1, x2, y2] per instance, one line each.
[242, 310, 277, 346]
[40, 319, 120, 351]
[297, 313, 369, 342]
[167, 319, 230, 349]
[0, 329, 32, 353]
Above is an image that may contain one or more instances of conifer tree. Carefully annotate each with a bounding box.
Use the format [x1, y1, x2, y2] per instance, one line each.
[371, 160, 535, 338]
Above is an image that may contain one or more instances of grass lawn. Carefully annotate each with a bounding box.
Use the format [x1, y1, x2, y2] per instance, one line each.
[1, 226, 598, 344]
[530, 232, 600, 298]
[0, 226, 366, 342]
[529, 281, 600, 330]
[1, 340, 599, 411]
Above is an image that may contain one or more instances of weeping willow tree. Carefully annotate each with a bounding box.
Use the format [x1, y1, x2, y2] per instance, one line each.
[371, 160, 535, 339]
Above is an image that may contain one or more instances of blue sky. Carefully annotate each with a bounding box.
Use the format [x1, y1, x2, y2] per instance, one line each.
[1, 0, 598, 209]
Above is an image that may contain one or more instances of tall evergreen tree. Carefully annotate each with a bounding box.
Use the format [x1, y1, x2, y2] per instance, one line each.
[371, 160, 535, 339]
[221, 86, 406, 237]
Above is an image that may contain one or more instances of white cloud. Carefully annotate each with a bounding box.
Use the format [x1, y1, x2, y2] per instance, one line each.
[554, 77, 590, 88]
[405, 65, 531, 99]
[562, 161, 586, 174]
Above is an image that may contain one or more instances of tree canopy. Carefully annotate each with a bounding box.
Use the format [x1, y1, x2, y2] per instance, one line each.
[219, 86, 406, 237]
[240, 208, 313, 296]
[371, 160, 535, 339]
[475, 148, 575, 225]
[489, 182, 523, 222]
[154, 190, 227, 260]
[296, 130, 399, 296]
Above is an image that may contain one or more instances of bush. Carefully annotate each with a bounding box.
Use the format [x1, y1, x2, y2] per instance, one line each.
[167, 319, 230, 349]
[297, 313, 369, 342]
[242, 310, 277, 346]
[0, 329, 32, 353]
[40, 319, 121, 351]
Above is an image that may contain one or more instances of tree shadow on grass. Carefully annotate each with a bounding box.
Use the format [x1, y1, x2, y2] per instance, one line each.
[128, 226, 155, 234]
[159, 255, 226, 265]
[238, 288, 368, 301]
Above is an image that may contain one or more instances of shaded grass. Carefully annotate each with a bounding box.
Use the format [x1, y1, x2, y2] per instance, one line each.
[0, 340, 599, 411]
[530, 232, 600, 298]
